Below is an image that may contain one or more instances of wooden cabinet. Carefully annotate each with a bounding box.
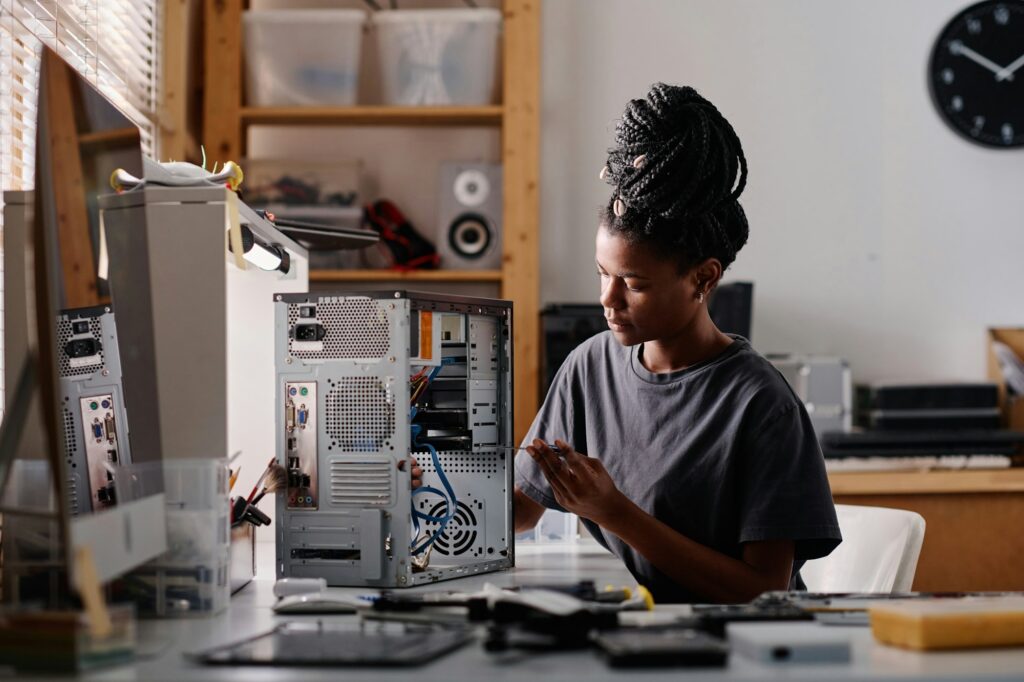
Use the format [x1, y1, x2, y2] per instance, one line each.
[830, 470, 1024, 592]
[202, 0, 540, 440]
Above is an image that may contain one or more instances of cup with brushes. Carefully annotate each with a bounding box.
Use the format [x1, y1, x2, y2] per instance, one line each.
[231, 457, 287, 528]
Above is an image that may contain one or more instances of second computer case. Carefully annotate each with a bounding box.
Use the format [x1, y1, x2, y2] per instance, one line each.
[275, 291, 514, 587]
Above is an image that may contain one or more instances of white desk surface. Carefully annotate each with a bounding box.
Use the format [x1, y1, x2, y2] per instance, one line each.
[51, 543, 1024, 681]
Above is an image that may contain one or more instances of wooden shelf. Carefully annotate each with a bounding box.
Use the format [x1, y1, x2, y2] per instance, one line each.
[310, 269, 503, 283]
[204, 0, 538, 441]
[240, 106, 504, 127]
[829, 468, 1024, 495]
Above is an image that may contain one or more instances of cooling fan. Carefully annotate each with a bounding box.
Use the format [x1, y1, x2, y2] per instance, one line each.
[421, 499, 480, 556]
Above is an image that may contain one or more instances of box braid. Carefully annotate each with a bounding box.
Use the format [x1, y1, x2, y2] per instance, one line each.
[600, 83, 749, 271]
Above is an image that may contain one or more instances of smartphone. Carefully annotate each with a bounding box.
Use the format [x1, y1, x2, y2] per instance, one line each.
[592, 628, 729, 668]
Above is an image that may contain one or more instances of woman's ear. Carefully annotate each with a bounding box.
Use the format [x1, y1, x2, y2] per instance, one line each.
[692, 258, 724, 295]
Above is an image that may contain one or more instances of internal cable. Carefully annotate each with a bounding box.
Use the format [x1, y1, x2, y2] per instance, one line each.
[408, 358, 458, 556]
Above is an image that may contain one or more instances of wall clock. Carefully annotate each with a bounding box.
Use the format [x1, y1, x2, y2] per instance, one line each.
[929, 1, 1024, 148]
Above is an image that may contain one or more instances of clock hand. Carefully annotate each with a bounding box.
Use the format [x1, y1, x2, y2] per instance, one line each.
[951, 41, 1013, 80]
[996, 52, 1024, 81]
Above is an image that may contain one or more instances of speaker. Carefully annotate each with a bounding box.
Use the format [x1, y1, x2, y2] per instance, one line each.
[437, 162, 502, 269]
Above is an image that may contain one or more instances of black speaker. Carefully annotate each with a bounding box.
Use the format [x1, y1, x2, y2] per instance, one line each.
[708, 281, 754, 341]
[437, 163, 502, 269]
[540, 304, 606, 401]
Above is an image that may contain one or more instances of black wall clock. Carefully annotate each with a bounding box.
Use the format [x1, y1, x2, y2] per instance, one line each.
[929, 1, 1024, 148]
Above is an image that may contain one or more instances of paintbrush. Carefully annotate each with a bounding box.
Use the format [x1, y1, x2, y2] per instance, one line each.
[251, 463, 288, 506]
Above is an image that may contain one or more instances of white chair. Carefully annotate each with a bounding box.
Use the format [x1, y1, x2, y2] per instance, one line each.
[799, 504, 926, 593]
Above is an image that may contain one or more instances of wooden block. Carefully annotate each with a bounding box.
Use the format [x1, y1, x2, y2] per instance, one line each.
[871, 598, 1024, 650]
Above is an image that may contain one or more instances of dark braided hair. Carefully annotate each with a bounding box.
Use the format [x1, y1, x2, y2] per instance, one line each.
[601, 83, 749, 271]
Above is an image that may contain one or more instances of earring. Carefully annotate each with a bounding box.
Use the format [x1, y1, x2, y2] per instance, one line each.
[698, 290, 705, 304]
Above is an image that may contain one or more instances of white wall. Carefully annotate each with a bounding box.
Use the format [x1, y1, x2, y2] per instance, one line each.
[540, 0, 1024, 383]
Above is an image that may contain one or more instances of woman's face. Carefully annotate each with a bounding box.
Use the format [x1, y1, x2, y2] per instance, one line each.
[595, 225, 702, 347]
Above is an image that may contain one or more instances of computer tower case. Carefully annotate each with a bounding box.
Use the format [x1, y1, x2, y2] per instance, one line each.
[274, 291, 514, 587]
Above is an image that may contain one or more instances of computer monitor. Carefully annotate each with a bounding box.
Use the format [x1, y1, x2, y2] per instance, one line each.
[0, 46, 166, 603]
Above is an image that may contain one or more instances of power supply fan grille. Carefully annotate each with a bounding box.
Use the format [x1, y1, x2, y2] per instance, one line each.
[325, 378, 396, 451]
[56, 317, 105, 378]
[422, 500, 479, 556]
[288, 298, 391, 360]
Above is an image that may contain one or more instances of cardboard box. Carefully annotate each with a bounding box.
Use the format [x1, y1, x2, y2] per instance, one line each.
[987, 328, 1024, 430]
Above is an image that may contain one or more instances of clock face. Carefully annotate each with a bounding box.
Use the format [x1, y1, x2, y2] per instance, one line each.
[929, 1, 1024, 148]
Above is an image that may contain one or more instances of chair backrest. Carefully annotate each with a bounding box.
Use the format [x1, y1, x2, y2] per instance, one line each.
[799, 504, 926, 593]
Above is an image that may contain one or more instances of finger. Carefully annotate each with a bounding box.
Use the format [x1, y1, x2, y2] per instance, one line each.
[554, 439, 590, 477]
[411, 466, 423, 479]
[532, 440, 572, 480]
[528, 446, 571, 497]
[409, 456, 419, 467]
[412, 478, 423, 490]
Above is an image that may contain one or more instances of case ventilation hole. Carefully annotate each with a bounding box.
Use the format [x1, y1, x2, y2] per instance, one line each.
[325, 378, 396, 451]
[56, 316, 105, 378]
[288, 298, 391, 360]
[421, 499, 479, 556]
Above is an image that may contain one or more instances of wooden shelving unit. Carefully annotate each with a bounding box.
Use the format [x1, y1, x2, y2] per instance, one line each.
[203, 0, 540, 439]
[239, 105, 504, 127]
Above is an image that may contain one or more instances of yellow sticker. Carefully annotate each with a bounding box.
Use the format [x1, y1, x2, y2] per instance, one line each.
[420, 311, 433, 360]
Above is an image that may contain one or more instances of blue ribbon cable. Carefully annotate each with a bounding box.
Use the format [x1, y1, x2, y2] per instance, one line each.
[408, 357, 459, 555]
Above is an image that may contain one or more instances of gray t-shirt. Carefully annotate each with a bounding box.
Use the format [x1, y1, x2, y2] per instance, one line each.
[515, 332, 841, 603]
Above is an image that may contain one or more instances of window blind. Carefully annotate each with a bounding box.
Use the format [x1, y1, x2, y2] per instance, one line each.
[0, 0, 160, 410]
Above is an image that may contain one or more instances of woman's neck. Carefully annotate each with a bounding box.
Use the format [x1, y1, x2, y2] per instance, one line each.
[640, 313, 733, 374]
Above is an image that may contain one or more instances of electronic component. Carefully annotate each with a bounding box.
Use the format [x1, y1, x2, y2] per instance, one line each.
[593, 628, 730, 668]
[275, 291, 514, 588]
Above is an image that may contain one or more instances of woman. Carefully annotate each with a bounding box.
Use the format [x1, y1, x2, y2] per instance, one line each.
[515, 83, 841, 604]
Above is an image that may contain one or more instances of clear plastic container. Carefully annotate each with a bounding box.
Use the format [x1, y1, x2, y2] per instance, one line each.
[115, 459, 230, 617]
[516, 509, 579, 544]
[371, 8, 501, 105]
[243, 9, 366, 106]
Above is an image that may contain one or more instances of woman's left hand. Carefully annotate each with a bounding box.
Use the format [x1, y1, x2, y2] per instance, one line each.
[526, 439, 628, 526]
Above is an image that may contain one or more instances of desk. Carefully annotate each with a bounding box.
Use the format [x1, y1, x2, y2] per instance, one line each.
[830, 469, 1024, 592]
[46, 544, 1024, 681]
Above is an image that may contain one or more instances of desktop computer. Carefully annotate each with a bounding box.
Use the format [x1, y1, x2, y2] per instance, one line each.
[275, 291, 514, 587]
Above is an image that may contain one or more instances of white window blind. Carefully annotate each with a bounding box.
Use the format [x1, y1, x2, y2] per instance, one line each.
[0, 0, 161, 411]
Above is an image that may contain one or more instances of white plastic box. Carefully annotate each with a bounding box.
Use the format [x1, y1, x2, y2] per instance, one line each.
[516, 509, 579, 545]
[372, 8, 501, 105]
[243, 9, 366, 106]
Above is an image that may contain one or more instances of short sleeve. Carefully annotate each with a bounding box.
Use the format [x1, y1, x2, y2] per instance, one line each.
[738, 403, 842, 561]
[514, 358, 586, 512]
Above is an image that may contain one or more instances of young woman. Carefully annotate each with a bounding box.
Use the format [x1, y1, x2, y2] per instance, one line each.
[515, 83, 841, 604]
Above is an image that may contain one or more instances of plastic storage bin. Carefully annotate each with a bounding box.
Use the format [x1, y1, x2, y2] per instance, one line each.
[116, 459, 230, 617]
[243, 9, 366, 106]
[516, 509, 579, 544]
[372, 8, 501, 105]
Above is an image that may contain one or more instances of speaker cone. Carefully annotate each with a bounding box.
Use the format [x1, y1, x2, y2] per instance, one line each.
[448, 214, 492, 259]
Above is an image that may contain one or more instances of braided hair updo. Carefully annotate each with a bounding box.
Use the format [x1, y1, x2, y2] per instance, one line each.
[601, 83, 749, 271]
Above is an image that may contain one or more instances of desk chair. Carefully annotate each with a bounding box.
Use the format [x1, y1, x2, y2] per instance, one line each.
[800, 504, 926, 593]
